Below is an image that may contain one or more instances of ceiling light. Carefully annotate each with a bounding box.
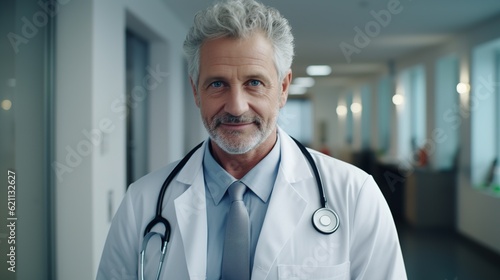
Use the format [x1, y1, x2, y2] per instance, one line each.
[293, 77, 315, 87]
[350, 102, 362, 113]
[306, 65, 332, 76]
[336, 105, 347, 116]
[1, 99, 12, 111]
[456, 82, 470, 94]
[392, 94, 404, 105]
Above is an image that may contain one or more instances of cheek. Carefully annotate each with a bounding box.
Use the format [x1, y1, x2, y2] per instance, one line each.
[200, 105, 212, 120]
[253, 97, 281, 118]
[199, 98, 220, 119]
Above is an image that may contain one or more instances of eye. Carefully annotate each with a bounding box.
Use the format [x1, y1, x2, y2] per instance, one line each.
[248, 80, 262, 87]
[210, 81, 224, 88]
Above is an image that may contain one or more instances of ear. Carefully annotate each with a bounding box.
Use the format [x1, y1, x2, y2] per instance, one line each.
[279, 70, 292, 108]
[190, 78, 200, 108]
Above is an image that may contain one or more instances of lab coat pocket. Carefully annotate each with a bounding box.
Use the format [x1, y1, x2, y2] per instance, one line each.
[278, 261, 350, 280]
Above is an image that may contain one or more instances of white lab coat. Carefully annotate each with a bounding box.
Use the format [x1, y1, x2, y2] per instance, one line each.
[97, 128, 407, 280]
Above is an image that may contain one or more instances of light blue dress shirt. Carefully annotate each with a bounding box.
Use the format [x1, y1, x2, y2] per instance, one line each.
[203, 136, 281, 279]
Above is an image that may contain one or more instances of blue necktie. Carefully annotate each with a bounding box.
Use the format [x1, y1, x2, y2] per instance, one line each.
[222, 181, 250, 280]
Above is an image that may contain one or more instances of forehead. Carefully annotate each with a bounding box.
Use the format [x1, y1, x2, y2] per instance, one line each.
[198, 33, 276, 77]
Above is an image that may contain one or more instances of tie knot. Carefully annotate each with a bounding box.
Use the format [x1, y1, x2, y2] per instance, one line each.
[228, 181, 246, 202]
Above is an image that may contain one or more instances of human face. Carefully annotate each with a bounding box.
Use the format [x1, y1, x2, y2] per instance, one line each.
[193, 32, 291, 155]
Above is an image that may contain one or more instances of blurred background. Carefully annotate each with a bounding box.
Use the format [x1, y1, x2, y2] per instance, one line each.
[1, 0, 500, 279]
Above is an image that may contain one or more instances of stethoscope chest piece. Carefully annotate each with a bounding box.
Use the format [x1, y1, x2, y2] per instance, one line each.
[312, 208, 339, 234]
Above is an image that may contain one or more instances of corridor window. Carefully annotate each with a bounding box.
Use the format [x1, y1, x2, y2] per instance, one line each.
[278, 98, 313, 145]
[471, 39, 500, 190]
[345, 92, 354, 145]
[360, 85, 372, 150]
[377, 76, 391, 154]
[409, 65, 426, 149]
[396, 65, 426, 160]
[497, 52, 500, 187]
[434, 54, 459, 170]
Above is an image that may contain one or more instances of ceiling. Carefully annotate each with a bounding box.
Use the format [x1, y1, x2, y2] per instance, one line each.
[161, 0, 500, 91]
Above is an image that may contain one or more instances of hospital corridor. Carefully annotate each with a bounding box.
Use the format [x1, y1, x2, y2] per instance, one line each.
[1, 0, 500, 279]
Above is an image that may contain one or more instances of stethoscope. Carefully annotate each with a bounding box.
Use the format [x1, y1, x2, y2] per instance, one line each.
[139, 138, 340, 280]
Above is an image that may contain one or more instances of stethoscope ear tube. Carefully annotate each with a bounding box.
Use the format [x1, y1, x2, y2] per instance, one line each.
[291, 137, 339, 235]
[155, 142, 204, 218]
[290, 137, 327, 208]
[140, 141, 204, 280]
[144, 141, 205, 240]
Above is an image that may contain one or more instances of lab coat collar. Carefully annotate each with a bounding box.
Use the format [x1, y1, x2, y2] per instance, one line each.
[252, 128, 310, 279]
[173, 140, 208, 280]
[175, 140, 208, 185]
[276, 126, 314, 183]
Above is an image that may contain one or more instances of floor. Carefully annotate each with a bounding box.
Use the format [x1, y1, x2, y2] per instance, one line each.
[397, 223, 500, 280]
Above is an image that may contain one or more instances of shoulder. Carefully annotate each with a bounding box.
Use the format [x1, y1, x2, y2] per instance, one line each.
[307, 149, 371, 185]
[126, 161, 180, 199]
[305, 148, 381, 211]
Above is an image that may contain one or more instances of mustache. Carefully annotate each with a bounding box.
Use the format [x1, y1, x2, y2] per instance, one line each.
[214, 114, 261, 126]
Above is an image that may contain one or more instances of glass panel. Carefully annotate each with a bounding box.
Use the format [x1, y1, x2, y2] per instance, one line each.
[377, 76, 391, 154]
[471, 39, 499, 188]
[345, 92, 353, 145]
[397, 69, 412, 159]
[410, 65, 426, 148]
[495, 52, 500, 188]
[397, 65, 426, 161]
[360, 85, 371, 150]
[0, 0, 55, 279]
[0, 8, 17, 280]
[0, 3, 16, 171]
[434, 55, 459, 170]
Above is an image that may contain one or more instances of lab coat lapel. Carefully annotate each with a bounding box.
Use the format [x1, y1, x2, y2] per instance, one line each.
[173, 142, 208, 280]
[252, 129, 311, 279]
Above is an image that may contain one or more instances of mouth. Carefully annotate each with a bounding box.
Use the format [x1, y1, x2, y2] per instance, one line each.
[215, 114, 260, 131]
[219, 121, 254, 130]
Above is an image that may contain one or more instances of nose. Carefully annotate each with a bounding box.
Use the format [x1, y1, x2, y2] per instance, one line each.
[224, 87, 249, 116]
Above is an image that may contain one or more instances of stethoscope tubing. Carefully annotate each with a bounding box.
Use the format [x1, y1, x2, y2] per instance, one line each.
[290, 137, 328, 209]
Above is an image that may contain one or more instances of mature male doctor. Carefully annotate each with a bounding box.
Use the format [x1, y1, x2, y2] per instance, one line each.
[97, 0, 407, 279]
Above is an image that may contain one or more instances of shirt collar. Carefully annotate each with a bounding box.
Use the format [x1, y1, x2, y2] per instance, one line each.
[203, 135, 281, 205]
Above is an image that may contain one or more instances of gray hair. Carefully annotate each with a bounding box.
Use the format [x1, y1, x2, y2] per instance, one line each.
[183, 0, 295, 86]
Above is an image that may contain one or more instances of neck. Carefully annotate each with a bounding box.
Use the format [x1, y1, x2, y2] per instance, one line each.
[210, 130, 278, 179]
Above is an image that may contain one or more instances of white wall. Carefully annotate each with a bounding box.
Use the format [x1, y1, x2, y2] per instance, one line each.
[55, 0, 190, 279]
